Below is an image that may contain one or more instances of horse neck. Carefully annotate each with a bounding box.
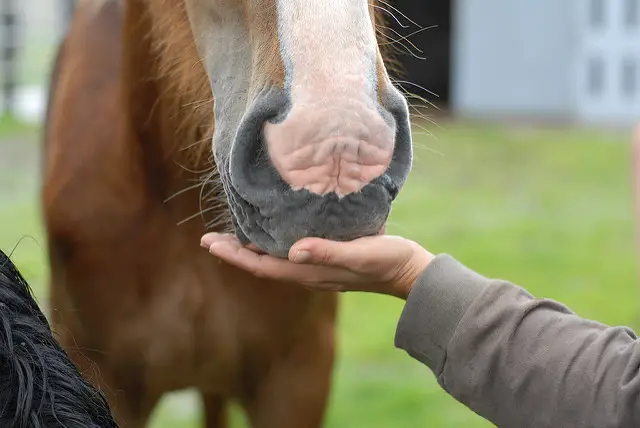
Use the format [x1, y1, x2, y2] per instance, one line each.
[119, 0, 218, 218]
[108, 0, 229, 233]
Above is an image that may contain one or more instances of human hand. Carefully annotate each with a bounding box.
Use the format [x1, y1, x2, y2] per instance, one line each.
[200, 233, 434, 299]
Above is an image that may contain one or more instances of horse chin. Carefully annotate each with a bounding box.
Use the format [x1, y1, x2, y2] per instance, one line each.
[224, 172, 395, 258]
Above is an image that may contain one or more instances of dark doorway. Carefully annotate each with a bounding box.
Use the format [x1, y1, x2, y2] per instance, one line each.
[383, 0, 452, 108]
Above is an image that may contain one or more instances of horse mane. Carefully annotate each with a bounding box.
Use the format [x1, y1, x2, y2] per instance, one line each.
[0, 249, 118, 427]
[144, 0, 215, 169]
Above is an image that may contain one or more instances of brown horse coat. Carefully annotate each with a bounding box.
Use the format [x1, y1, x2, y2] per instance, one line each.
[43, 0, 406, 426]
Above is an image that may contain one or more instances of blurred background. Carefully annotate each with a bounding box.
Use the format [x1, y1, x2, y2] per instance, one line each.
[0, 0, 638, 427]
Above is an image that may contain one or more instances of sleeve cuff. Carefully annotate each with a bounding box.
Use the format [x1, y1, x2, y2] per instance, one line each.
[394, 254, 490, 374]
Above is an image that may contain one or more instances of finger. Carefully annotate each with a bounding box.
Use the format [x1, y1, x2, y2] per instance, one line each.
[288, 236, 383, 268]
[207, 239, 358, 284]
[201, 232, 237, 248]
[202, 233, 270, 255]
[207, 239, 283, 278]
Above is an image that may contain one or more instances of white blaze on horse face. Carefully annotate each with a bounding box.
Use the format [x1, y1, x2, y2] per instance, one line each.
[265, 0, 396, 198]
[277, 0, 378, 103]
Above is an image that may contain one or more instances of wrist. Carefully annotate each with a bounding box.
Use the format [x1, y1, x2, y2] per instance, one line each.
[393, 244, 434, 300]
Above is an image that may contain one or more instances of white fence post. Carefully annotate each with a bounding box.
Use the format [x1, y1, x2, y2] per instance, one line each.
[1, 0, 19, 117]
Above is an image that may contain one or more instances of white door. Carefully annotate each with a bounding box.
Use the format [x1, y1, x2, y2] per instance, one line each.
[575, 0, 640, 124]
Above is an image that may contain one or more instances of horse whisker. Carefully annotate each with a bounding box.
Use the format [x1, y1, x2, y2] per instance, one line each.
[375, 26, 426, 59]
[394, 80, 441, 99]
[176, 206, 220, 226]
[371, 4, 409, 29]
[378, 25, 438, 52]
[163, 182, 205, 204]
[377, 0, 424, 29]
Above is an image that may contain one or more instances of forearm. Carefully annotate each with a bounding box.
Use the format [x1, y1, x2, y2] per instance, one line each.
[395, 254, 640, 427]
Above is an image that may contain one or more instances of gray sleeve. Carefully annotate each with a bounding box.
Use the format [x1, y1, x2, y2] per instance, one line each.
[394, 254, 640, 428]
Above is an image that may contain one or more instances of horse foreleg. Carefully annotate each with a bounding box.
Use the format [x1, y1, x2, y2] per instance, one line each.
[92, 363, 162, 428]
[201, 392, 229, 428]
[241, 321, 337, 428]
[50, 303, 160, 427]
[56, 348, 160, 427]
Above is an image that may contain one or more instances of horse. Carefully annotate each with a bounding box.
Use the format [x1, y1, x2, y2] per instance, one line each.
[0, 248, 118, 427]
[42, 0, 414, 426]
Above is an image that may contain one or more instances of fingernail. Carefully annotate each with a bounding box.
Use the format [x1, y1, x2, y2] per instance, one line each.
[208, 241, 225, 254]
[200, 234, 217, 248]
[293, 250, 311, 264]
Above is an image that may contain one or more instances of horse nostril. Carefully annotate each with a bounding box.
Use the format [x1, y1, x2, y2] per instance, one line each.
[376, 84, 413, 190]
[228, 88, 290, 202]
[387, 181, 399, 200]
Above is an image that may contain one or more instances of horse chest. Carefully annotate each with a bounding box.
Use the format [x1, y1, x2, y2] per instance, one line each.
[108, 254, 241, 390]
[107, 246, 327, 393]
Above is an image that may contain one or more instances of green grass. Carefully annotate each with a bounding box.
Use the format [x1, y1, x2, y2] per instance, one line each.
[0, 115, 39, 138]
[0, 120, 637, 427]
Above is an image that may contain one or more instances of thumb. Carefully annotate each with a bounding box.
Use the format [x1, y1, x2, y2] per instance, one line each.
[288, 238, 355, 267]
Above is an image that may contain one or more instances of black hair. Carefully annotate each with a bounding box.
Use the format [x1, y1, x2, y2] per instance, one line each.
[0, 249, 118, 427]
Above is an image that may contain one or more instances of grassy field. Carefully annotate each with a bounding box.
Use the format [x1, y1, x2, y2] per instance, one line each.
[0, 119, 637, 427]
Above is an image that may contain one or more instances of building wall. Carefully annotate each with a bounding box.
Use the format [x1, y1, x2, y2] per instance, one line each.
[574, 0, 640, 125]
[452, 0, 577, 119]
